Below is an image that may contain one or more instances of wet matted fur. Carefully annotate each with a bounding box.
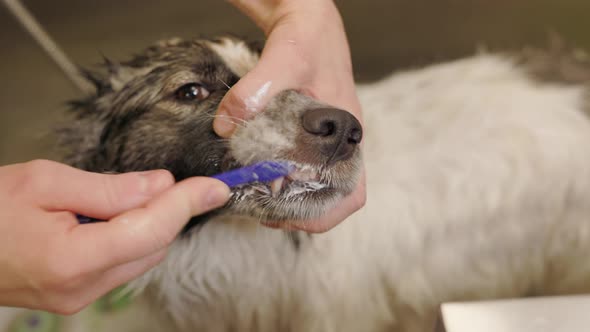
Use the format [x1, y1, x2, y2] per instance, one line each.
[3, 36, 590, 332]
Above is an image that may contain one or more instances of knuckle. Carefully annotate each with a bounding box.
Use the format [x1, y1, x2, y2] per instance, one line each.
[36, 280, 88, 315]
[15, 160, 57, 194]
[35, 267, 92, 314]
[144, 217, 175, 251]
[24, 160, 62, 183]
[54, 306, 82, 316]
[163, 169, 176, 185]
[99, 174, 124, 211]
[156, 169, 176, 189]
[45, 295, 86, 315]
[355, 190, 367, 210]
[38, 254, 81, 292]
[58, 299, 87, 315]
[53, 211, 77, 225]
[25, 159, 57, 173]
[148, 226, 174, 251]
[125, 211, 174, 254]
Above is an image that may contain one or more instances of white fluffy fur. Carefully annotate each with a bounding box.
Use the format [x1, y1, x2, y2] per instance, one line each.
[133, 54, 590, 332]
[208, 38, 260, 77]
[3, 54, 590, 332]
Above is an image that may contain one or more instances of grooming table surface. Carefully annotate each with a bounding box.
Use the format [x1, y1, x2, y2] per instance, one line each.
[438, 295, 590, 332]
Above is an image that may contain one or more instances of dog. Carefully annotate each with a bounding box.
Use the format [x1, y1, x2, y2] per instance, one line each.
[2, 36, 590, 332]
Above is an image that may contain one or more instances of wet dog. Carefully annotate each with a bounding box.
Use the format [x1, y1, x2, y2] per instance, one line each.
[7, 36, 590, 332]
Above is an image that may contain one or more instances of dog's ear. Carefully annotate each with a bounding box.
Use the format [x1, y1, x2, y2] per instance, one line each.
[79, 67, 112, 95]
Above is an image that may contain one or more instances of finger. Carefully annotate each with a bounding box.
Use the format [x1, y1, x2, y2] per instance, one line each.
[227, 0, 274, 29]
[69, 177, 229, 270]
[27, 160, 174, 219]
[22, 249, 167, 314]
[77, 248, 167, 308]
[213, 42, 303, 137]
[0, 289, 39, 309]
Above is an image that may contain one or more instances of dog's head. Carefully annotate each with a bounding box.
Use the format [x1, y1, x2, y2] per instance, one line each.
[61, 36, 362, 226]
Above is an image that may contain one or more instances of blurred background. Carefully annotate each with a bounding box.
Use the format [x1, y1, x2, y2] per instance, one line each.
[1, 0, 589, 165]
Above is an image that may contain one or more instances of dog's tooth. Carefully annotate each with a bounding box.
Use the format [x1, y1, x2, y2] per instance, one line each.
[282, 177, 291, 189]
[313, 171, 320, 181]
[288, 171, 300, 181]
[280, 163, 322, 182]
[304, 169, 317, 181]
[270, 177, 284, 197]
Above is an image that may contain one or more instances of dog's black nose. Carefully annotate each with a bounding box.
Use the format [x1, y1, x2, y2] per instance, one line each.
[301, 107, 362, 163]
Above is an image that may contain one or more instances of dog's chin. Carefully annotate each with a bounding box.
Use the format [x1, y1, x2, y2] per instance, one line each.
[223, 159, 361, 223]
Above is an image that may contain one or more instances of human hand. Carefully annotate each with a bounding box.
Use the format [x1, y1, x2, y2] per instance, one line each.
[217, 0, 366, 232]
[0, 160, 229, 313]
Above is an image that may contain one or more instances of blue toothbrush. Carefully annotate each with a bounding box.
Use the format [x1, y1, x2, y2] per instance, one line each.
[77, 160, 294, 224]
[211, 160, 294, 188]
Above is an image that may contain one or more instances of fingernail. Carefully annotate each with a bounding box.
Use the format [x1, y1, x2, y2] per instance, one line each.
[206, 182, 230, 208]
[138, 170, 174, 194]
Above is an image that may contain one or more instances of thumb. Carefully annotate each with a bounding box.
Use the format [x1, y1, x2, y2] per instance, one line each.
[70, 177, 230, 270]
[32, 160, 175, 220]
[213, 46, 300, 137]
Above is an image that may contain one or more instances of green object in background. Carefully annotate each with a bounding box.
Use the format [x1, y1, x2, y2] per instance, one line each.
[4, 287, 134, 332]
[7, 311, 60, 332]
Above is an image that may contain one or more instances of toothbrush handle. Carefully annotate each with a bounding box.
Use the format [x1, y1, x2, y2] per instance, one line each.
[212, 161, 294, 188]
[77, 161, 294, 223]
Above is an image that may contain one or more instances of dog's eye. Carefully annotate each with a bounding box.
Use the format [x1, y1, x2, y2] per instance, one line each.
[174, 83, 210, 101]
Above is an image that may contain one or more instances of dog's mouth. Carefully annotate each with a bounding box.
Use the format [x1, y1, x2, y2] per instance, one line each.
[222, 159, 352, 221]
[217, 91, 363, 222]
[269, 164, 327, 197]
[231, 162, 330, 199]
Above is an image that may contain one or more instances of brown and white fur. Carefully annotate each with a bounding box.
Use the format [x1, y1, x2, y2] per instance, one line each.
[3, 36, 590, 332]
